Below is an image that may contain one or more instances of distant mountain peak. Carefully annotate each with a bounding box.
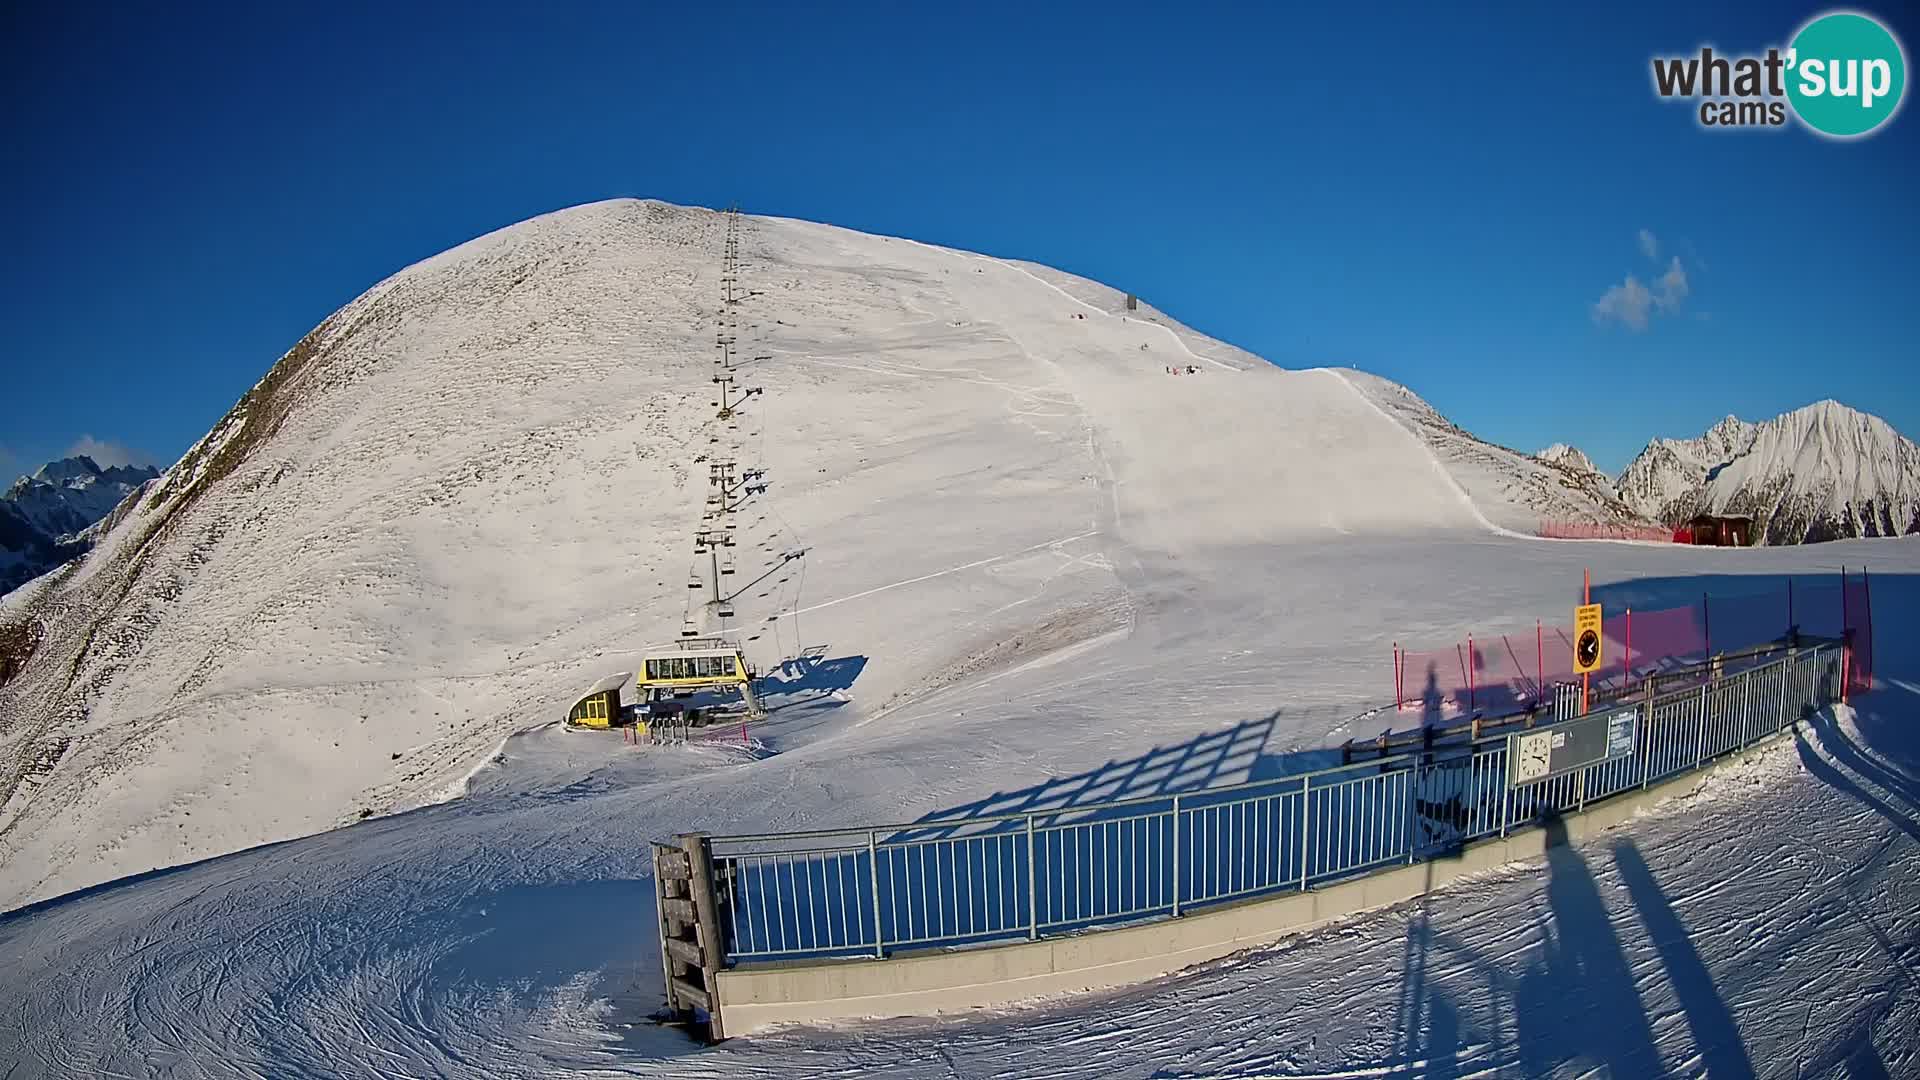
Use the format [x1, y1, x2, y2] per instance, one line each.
[30, 454, 104, 484]
[1535, 443, 1603, 477]
[2, 454, 160, 594]
[1617, 400, 1919, 544]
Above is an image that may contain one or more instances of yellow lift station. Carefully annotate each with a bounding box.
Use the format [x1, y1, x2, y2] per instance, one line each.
[637, 642, 766, 718]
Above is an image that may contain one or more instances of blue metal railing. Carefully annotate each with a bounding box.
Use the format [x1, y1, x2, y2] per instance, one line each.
[703, 643, 1842, 964]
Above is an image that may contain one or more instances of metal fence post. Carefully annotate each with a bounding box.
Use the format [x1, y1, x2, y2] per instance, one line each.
[1025, 814, 1039, 939]
[1170, 796, 1183, 917]
[1298, 776, 1313, 891]
[1640, 701, 1653, 790]
[1695, 684, 1708, 769]
[1739, 668, 1754, 747]
[1405, 758, 1421, 864]
[1499, 765, 1511, 838]
[868, 830, 884, 958]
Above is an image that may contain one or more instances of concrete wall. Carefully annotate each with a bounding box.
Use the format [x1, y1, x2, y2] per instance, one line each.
[714, 732, 1787, 1036]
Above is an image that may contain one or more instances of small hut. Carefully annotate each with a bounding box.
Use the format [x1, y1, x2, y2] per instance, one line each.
[1682, 513, 1754, 547]
[567, 671, 631, 728]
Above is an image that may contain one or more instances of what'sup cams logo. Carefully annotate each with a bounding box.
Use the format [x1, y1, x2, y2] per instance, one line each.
[1652, 10, 1906, 138]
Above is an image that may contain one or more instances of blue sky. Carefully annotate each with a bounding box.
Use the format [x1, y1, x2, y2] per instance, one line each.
[1, 1, 1914, 478]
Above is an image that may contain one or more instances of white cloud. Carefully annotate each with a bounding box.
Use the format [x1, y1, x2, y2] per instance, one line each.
[1638, 229, 1659, 261]
[1653, 256, 1688, 311]
[65, 435, 156, 469]
[1592, 247, 1692, 332]
[1592, 276, 1656, 331]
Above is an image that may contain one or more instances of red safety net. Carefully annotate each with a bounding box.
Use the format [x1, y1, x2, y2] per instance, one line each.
[1393, 571, 1876, 717]
[1537, 521, 1678, 543]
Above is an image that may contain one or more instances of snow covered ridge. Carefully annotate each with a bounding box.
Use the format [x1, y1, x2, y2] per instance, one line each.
[0, 455, 159, 595]
[1335, 370, 1643, 534]
[1618, 400, 1920, 544]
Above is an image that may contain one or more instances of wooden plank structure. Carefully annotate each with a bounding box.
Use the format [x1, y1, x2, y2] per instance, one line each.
[653, 833, 729, 1039]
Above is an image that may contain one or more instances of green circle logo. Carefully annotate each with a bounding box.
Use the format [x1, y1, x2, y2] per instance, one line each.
[1786, 11, 1907, 137]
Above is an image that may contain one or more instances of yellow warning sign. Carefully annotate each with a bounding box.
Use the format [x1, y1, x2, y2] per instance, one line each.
[1573, 603, 1604, 674]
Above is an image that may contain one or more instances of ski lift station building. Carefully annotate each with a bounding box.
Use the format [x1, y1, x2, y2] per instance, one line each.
[567, 672, 629, 729]
[638, 644, 765, 716]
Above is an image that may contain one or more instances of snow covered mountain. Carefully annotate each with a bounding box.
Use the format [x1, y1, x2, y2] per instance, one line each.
[0, 200, 1631, 906]
[1536, 443, 1602, 477]
[1615, 416, 1756, 522]
[1618, 403, 1920, 544]
[0, 456, 159, 595]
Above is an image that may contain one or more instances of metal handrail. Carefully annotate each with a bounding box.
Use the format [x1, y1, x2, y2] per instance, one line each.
[709, 643, 1831, 849]
[693, 643, 1841, 970]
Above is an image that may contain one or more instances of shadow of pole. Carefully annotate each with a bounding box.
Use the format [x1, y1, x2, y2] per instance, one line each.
[1513, 815, 1663, 1076]
[1847, 1041, 1894, 1080]
[1611, 840, 1756, 1080]
[1805, 709, 1920, 812]
[1392, 857, 1465, 1080]
[1795, 722, 1920, 845]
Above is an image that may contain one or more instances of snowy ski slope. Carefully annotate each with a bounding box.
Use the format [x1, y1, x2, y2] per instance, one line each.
[0, 201, 1914, 1077]
[0, 200, 1588, 908]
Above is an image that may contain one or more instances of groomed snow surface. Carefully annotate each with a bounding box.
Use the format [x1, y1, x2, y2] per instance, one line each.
[0, 202, 1915, 1077]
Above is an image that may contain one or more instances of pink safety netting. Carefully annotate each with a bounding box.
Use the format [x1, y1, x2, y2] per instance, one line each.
[1393, 573, 1875, 716]
[1537, 521, 1678, 543]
